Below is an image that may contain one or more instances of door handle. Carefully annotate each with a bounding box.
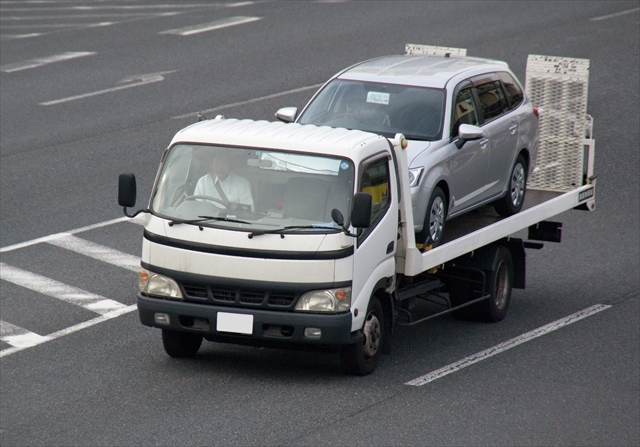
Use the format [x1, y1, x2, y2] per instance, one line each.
[479, 138, 488, 149]
[509, 124, 518, 134]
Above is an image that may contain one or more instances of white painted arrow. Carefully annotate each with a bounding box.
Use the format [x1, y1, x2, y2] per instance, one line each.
[40, 70, 177, 106]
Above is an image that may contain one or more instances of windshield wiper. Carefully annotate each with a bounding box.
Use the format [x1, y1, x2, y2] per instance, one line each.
[169, 215, 251, 226]
[248, 225, 338, 239]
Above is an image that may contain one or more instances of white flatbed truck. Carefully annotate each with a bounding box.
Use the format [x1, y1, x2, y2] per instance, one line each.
[118, 55, 595, 375]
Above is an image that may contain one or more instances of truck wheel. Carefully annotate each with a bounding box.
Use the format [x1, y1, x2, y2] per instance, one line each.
[417, 187, 447, 247]
[477, 246, 513, 322]
[494, 155, 527, 217]
[162, 329, 203, 358]
[340, 296, 383, 376]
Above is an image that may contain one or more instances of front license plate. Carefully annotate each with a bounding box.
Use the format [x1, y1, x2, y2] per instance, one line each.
[216, 312, 254, 335]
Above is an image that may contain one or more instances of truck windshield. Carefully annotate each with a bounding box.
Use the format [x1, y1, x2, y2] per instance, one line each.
[298, 79, 446, 140]
[151, 144, 355, 232]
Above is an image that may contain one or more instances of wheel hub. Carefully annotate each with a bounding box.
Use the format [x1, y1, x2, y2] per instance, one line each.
[429, 196, 445, 242]
[362, 313, 381, 357]
[510, 164, 525, 206]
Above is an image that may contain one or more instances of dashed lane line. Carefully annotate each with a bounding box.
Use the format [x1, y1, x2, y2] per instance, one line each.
[0, 305, 137, 359]
[590, 7, 639, 21]
[0, 51, 95, 73]
[158, 16, 261, 36]
[46, 234, 140, 272]
[172, 83, 324, 120]
[405, 304, 612, 386]
[0, 263, 127, 315]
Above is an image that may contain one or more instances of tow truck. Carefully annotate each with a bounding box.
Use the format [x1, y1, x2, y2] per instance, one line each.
[118, 53, 595, 375]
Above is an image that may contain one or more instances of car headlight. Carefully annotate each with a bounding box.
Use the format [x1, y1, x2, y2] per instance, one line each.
[295, 287, 351, 313]
[408, 167, 424, 187]
[139, 268, 183, 300]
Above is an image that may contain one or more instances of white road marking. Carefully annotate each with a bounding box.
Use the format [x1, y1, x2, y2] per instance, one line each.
[1, 321, 50, 348]
[0, 51, 95, 73]
[0, 305, 136, 359]
[0, 13, 180, 20]
[173, 83, 324, 119]
[0, 263, 127, 315]
[405, 304, 611, 386]
[0, 4, 215, 11]
[159, 16, 261, 36]
[590, 7, 639, 21]
[46, 234, 140, 272]
[39, 70, 176, 106]
[0, 33, 42, 40]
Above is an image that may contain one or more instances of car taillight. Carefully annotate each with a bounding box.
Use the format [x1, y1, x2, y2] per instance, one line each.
[533, 105, 539, 119]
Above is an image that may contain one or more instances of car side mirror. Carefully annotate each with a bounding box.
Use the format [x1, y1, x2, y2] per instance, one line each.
[455, 124, 484, 149]
[350, 192, 372, 228]
[118, 173, 137, 207]
[275, 107, 297, 123]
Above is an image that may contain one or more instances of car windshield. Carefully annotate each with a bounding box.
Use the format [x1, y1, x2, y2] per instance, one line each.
[298, 79, 446, 140]
[151, 144, 355, 232]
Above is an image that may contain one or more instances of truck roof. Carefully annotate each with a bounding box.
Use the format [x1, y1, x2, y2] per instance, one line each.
[171, 118, 388, 158]
[338, 54, 509, 88]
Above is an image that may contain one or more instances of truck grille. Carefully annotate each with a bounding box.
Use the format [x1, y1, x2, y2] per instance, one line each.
[180, 283, 298, 310]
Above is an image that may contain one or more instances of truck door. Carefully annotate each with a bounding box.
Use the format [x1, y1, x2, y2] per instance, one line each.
[352, 154, 397, 313]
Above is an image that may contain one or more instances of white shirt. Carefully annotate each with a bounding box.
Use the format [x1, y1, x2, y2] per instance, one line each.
[194, 172, 254, 211]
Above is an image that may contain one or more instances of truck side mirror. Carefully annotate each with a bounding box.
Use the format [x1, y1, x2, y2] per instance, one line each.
[455, 124, 484, 149]
[275, 107, 297, 123]
[351, 192, 372, 228]
[118, 173, 137, 207]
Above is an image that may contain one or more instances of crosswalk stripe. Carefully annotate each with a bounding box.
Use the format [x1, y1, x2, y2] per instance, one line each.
[46, 234, 140, 272]
[0, 320, 50, 348]
[159, 16, 261, 36]
[0, 305, 137, 358]
[0, 263, 126, 315]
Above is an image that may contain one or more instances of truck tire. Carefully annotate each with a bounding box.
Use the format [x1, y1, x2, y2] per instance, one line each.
[340, 296, 383, 376]
[476, 246, 513, 322]
[494, 155, 527, 217]
[162, 329, 203, 358]
[448, 245, 513, 322]
[416, 186, 447, 247]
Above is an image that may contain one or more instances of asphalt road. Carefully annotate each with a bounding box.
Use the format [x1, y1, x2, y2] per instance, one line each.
[1, 1, 638, 446]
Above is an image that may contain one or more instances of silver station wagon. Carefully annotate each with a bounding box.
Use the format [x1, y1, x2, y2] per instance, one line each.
[276, 45, 539, 246]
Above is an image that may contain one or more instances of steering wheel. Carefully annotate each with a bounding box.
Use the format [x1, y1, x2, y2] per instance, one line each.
[183, 195, 228, 209]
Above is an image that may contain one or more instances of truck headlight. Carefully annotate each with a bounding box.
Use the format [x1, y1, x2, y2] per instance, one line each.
[295, 288, 351, 313]
[139, 268, 183, 300]
[408, 167, 424, 187]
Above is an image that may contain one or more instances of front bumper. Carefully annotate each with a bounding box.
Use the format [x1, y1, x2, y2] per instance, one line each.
[138, 294, 356, 346]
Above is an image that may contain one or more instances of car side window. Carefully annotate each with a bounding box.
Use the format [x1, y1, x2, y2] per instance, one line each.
[451, 87, 479, 138]
[498, 72, 524, 110]
[475, 80, 509, 122]
[359, 157, 390, 229]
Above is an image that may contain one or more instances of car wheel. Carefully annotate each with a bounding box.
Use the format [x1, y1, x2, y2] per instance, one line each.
[494, 154, 527, 217]
[162, 329, 203, 358]
[417, 186, 447, 247]
[340, 296, 383, 376]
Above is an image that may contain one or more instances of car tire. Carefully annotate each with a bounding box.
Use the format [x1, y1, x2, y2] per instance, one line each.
[494, 154, 527, 217]
[417, 186, 447, 247]
[340, 296, 383, 376]
[162, 329, 203, 358]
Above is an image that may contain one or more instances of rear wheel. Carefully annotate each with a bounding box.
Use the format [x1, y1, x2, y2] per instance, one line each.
[494, 155, 527, 217]
[340, 296, 383, 376]
[448, 246, 513, 322]
[162, 329, 203, 358]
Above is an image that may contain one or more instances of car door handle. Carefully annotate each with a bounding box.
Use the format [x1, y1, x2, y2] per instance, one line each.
[479, 138, 488, 149]
[509, 124, 518, 134]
